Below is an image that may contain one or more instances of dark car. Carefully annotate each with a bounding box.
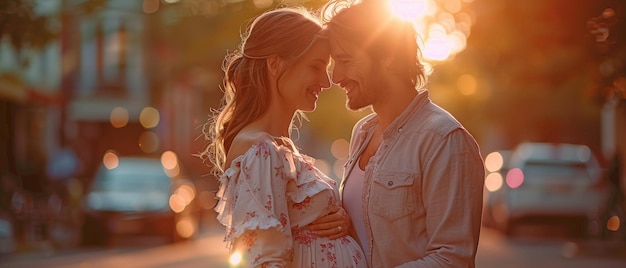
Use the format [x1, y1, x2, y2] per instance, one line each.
[81, 152, 201, 245]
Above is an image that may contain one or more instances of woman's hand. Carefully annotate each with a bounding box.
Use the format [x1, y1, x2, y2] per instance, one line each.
[308, 206, 351, 240]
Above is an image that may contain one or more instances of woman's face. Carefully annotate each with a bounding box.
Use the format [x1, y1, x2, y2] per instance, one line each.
[276, 39, 331, 112]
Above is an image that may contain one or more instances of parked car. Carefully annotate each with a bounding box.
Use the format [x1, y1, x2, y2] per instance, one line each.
[81, 152, 201, 245]
[485, 142, 609, 235]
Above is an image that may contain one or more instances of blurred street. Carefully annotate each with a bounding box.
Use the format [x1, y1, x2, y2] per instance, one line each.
[2, 213, 626, 268]
[1, 0, 625, 267]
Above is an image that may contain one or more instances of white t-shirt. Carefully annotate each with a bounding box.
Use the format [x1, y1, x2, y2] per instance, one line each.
[343, 161, 369, 260]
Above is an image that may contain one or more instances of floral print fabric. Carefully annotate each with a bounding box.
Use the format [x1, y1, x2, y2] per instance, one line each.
[215, 139, 366, 267]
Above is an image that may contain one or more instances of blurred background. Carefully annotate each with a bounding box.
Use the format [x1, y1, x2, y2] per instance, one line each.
[0, 0, 625, 266]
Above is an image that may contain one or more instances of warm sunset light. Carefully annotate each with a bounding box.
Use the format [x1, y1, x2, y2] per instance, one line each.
[389, 0, 432, 20]
[388, 0, 474, 62]
[230, 252, 243, 266]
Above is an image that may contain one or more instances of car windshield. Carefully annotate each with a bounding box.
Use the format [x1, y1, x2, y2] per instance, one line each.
[93, 168, 171, 192]
[522, 161, 590, 181]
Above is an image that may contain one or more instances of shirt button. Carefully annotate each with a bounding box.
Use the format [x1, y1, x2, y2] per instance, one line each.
[387, 181, 393, 186]
[398, 127, 403, 132]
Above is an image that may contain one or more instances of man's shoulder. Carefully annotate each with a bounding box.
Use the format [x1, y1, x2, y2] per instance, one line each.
[414, 102, 465, 134]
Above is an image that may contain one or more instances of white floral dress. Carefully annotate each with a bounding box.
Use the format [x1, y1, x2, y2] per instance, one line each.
[215, 139, 366, 268]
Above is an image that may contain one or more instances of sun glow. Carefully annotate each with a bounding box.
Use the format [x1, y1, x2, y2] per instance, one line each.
[388, 0, 473, 62]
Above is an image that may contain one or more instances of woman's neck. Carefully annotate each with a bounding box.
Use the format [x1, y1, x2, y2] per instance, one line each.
[253, 108, 294, 138]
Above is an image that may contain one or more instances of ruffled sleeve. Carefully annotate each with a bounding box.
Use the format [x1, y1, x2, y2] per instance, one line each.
[214, 140, 295, 267]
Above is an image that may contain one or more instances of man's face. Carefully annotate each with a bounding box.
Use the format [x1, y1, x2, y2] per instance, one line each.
[329, 35, 378, 111]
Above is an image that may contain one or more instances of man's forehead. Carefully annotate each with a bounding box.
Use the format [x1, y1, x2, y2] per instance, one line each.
[329, 37, 364, 59]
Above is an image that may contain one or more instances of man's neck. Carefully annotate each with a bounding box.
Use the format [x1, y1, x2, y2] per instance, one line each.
[372, 88, 418, 130]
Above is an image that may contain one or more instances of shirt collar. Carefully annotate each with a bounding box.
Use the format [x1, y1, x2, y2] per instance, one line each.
[383, 89, 429, 137]
[357, 89, 430, 138]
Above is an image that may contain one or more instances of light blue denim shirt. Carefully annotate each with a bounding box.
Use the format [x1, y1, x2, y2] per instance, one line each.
[340, 90, 485, 268]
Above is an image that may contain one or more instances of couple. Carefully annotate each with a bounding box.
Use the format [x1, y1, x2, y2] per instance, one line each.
[200, 0, 485, 267]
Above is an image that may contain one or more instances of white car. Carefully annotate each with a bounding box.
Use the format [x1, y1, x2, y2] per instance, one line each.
[81, 153, 201, 245]
[485, 142, 608, 235]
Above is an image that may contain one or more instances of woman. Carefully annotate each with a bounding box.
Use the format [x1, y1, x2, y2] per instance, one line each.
[200, 7, 366, 268]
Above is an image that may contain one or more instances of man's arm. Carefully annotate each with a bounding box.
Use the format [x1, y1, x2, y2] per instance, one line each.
[400, 129, 485, 267]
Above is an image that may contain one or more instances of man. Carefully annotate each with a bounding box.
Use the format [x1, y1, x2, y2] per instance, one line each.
[313, 0, 485, 267]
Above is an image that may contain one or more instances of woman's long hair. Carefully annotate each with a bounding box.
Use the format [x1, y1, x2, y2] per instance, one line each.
[199, 7, 323, 176]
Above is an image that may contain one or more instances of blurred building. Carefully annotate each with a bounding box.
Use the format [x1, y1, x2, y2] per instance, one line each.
[0, 0, 216, 253]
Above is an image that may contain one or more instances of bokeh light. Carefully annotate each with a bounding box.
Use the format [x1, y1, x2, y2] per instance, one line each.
[139, 106, 160, 129]
[176, 216, 196, 239]
[169, 194, 186, 213]
[139, 131, 160, 153]
[161, 150, 179, 170]
[484, 172, 503, 192]
[165, 163, 181, 177]
[253, 0, 273, 9]
[484, 151, 504, 173]
[176, 184, 196, 206]
[457, 74, 477, 96]
[607, 215, 621, 232]
[102, 151, 119, 169]
[142, 0, 159, 14]
[330, 139, 350, 160]
[109, 106, 129, 128]
[505, 168, 524, 189]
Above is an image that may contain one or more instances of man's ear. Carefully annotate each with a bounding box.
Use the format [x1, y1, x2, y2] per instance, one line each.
[266, 56, 283, 77]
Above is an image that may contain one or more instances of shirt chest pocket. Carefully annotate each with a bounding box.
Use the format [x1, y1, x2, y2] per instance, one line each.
[370, 172, 416, 221]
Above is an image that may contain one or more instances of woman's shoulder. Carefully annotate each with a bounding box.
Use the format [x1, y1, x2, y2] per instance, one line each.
[225, 131, 276, 166]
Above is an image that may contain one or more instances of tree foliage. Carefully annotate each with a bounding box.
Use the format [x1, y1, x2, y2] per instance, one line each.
[0, 0, 107, 51]
[0, 0, 57, 50]
[429, 0, 625, 152]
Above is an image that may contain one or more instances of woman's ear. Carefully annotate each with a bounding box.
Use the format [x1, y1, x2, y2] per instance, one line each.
[266, 56, 283, 77]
